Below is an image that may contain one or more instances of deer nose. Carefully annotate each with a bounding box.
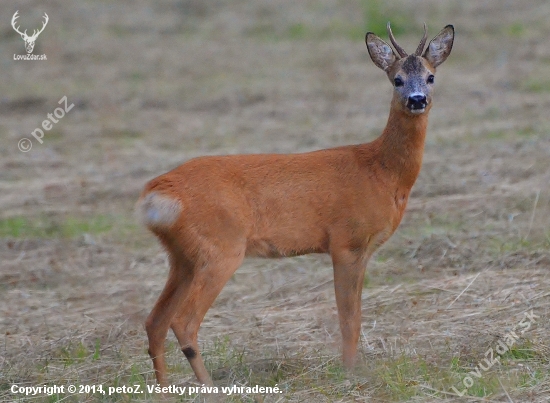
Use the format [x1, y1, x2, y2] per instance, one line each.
[407, 94, 427, 110]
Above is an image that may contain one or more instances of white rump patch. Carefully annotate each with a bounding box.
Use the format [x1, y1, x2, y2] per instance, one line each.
[136, 192, 182, 228]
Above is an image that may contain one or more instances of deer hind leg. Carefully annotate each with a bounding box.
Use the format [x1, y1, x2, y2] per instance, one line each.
[331, 248, 369, 369]
[145, 257, 194, 387]
[170, 246, 245, 385]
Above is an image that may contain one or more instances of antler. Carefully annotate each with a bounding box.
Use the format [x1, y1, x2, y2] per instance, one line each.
[30, 13, 49, 39]
[11, 11, 48, 39]
[11, 11, 27, 37]
[414, 23, 428, 56]
[386, 22, 407, 58]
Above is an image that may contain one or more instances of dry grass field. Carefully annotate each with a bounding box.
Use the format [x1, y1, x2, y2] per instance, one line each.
[1, 0, 550, 402]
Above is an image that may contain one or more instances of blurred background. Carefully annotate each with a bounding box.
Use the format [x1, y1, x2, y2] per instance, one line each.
[1, 1, 549, 401]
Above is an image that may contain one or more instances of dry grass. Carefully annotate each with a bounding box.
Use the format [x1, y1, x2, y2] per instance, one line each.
[1, 0, 550, 402]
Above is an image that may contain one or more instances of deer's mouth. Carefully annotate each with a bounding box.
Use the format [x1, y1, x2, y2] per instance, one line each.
[408, 105, 426, 114]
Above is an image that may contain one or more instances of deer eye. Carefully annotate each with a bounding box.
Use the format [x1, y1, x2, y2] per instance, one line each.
[427, 75, 435, 84]
[394, 77, 404, 87]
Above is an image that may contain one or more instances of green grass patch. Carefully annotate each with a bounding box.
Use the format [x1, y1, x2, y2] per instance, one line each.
[0, 214, 113, 239]
[362, 0, 393, 37]
[501, 340, 540, 362]
[245, 0, 417, 42]
[59, 342, 91, 366]
[360, 0, 416, 38]
[363, 273, 371, 287]
[486, 129, 507, 140]
[101, 128, 143, 139]
[286, 23, 308, 40]
[26, 339, 155, 402]
[487, 236, 532, 256]
[203, 336, 249, 382]
[4, 337, 547, 401]
[398, 213, 464, 240]
[505, 22, 525, 37]
[522, 76, 550, 93]
[371, 352, 465, 400]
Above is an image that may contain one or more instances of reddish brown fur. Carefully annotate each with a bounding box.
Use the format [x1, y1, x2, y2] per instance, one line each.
[137, 24, 453, 387]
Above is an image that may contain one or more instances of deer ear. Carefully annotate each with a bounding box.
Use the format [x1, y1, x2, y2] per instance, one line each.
[423, 25, 454, 68]
[366, 33, 397, 72]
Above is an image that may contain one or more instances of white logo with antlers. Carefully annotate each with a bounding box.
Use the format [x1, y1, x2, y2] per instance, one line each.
[12, 11, 48, 54]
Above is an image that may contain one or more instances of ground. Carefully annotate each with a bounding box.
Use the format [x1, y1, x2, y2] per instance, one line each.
[1, 0, 550, 402]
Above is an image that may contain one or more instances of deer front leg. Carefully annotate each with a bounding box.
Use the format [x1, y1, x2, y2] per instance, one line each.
[331, 248, 368, 368]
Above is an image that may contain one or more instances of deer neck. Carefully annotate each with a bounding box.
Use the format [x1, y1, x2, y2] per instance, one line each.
[375, 100, 429, 189]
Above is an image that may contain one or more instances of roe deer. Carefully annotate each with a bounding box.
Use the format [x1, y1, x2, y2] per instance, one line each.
[136, 23, 454, 386]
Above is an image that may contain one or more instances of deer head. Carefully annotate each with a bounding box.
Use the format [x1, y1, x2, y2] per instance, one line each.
[12, 11, 49, 54]
[366, 23, 454, 115]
